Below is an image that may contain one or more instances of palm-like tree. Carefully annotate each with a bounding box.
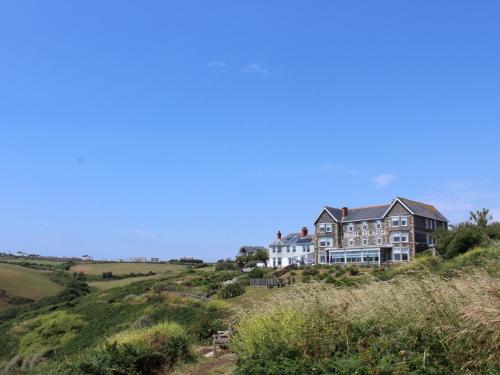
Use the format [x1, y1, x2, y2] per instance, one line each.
[469, 208, 492, 227]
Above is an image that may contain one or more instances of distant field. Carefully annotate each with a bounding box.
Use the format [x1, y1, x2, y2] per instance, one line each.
[0, 263, 63, 301]
[0, 257, 64, 266]
[88, 274, 162, 290]
[70, 262, 187, 275]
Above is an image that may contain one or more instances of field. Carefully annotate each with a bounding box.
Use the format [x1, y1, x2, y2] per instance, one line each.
[70, 262, 187, 275]
[0, 263, 62, 301]
[88, 274, 162, 290]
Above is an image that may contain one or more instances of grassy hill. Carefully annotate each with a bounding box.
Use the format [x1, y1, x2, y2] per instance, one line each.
[0, 263, 62, 306]
[0, 245, 498, 374]
[70, 262, 187, 275]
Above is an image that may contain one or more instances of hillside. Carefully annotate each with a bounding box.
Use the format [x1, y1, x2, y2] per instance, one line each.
[0, 245, 498, 374]
[0, 263, 63, 309]
[70, 262, 187, 275]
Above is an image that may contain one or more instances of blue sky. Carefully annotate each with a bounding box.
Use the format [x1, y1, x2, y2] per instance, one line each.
[1, 1, 499, 261]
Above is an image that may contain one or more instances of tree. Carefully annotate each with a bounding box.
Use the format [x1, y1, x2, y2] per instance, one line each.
[253, 249, 269, 263]
[469, 208, 492, 228]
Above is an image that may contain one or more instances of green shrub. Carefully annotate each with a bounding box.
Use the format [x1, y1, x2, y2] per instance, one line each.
[302, 268, 319, 276]
[346, 265, 359, 276]
[324, 275, 336, 284]
[14, 311, 86, 356]
[247, 268, 264, 279]
[301, 275, 311, 283]
[70, 322, 191, 374]
[220, 283, 245, 299]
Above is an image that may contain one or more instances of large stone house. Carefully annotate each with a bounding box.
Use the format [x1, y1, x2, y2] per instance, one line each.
[314, 197, 447, 265]
[268, 227, 315, 267]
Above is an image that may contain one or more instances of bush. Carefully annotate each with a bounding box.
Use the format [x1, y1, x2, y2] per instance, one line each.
[13, 311, 86, 356]
[247, 267, 264, 279]
[220, 283, 245, 299]
[302, 268, 319, 276]
[70, 322, 191, 374]
[324, 275, 336, 284]
[346, 265, 359, 276]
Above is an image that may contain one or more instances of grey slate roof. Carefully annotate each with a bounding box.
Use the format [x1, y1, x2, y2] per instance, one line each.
[397, 197, 448, 221]
[320, 197, 447, 223]
[343, 205, 390, 222]
[270, 233, 314, 246]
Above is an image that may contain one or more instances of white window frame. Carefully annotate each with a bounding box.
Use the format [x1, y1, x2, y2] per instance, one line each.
[326, 224, 333, 233]
[362, 239, 368, 246]
[391, 232, 401, 243]
[401, 217, 408, 226]
[391, 217, 400, 227]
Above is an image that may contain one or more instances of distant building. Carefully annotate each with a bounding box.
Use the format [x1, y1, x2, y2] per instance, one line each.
[238, 246, 268, 257]
[15, 251, 27, 257]
[268, 227, 315, 268]
[129, 257, 147, 262]
[150, 258, 160, 262]
[81, 255, 92, 261]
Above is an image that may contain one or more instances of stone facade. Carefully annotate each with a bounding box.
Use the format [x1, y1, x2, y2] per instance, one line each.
[313, 197, 448, 265]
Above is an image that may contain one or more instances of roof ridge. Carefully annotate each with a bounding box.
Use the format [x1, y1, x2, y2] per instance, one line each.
[349, 204, 390, 210]
[398, 197, 437, 210]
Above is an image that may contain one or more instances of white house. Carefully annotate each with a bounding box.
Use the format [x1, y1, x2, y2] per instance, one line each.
[268, 227, 315, 268]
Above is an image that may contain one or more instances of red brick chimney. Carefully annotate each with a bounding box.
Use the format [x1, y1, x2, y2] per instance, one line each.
[342, 207, 348, 218]
[301, 226, 308, 237]
[277, 230, 282, 240]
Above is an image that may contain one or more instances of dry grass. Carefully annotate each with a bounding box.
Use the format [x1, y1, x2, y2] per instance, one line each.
[232, 270, 500, 373]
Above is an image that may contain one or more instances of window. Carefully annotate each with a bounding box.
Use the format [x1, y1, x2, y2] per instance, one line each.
[277, 258, 282, 266]
[272, 258, 276, 267]
[272, 247, 276, 253]
[393, 248, 401, 261]
[349, 239, 354, 246]
[362, 222, 368, 231]
[307, 246, 311, 252]
[277, 247, 282, 253]
[391, 217, 400, 227]
[285, 246, 290, 253]
[292, 246, 296, 253]
[331, 252, 345, 263]
[377, 237, 382, 245]
[401, 247, 409, 261]
[362, 239, 368, 246]
[400, 232, 408, 243]
[391, 232, 401, 243]
[363, 250, 379, 262]
[319, 224, 325, 232]
[426, 218, 436, 230]
[376, 221, 382, 229]
[401, 217, 408, 226]
[346, 251, 362, 263]
[326, 224, 333, 232]
[348, 225, 353, 233]
[426, 234, 436, 245]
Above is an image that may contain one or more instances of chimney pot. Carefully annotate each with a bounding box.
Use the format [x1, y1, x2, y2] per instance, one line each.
[342, 207, 348, 218]
[277, 230, 282, 240]
[301, 226, 308, 237]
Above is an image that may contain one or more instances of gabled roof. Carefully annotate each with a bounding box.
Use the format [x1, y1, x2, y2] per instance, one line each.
[239, 246, 267, 255]
[317, 197, 448, 223]
[314, 206, 342, 224]
[396, 197, 448, 222]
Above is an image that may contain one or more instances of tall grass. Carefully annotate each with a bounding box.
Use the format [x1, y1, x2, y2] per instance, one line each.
[232, 271, 500, 374]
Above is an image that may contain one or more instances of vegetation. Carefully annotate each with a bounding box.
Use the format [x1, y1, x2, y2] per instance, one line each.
[0, 263, 63, 308]
[231, 246, 500, 374]
[69, 262, 187, 275]
[220, 283, 246, 299]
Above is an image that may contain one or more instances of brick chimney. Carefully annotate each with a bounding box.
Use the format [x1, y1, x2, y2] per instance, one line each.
[342, 207, 348, 218]
[301, 226, 308, 237]
[277, 230, 282, 240]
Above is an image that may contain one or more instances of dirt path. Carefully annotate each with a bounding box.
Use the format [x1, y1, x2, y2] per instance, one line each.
[187, 353, 237, 375]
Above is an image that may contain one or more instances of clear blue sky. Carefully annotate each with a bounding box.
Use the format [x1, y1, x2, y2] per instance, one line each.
[1, 1, 499, 261]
